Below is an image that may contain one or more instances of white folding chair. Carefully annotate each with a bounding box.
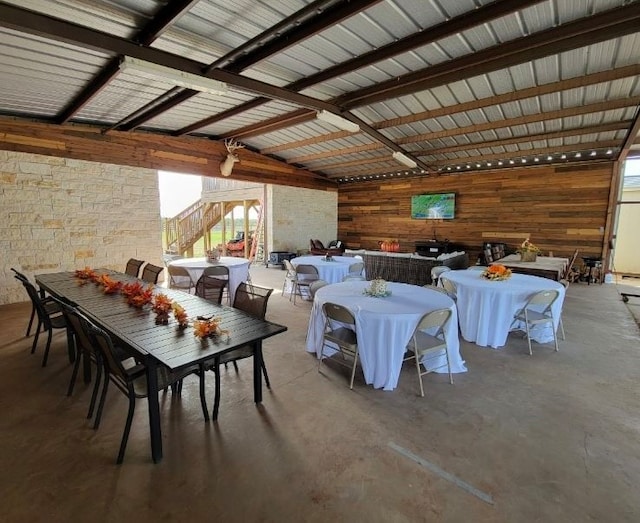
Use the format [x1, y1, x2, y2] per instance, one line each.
[512, 289, 560, 355]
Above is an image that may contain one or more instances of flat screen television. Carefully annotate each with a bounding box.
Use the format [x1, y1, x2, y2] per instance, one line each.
[411, 193, 455, 219]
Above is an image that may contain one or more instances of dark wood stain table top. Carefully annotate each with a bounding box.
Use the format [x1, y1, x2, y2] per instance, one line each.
[36, 271, 287, 370]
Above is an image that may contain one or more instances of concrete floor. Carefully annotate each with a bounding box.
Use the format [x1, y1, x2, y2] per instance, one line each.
[1, 266, 639, 522]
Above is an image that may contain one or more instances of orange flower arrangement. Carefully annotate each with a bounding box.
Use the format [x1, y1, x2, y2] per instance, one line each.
[125, 284, 154, 308]
[172, 303, 189, 328]
[482, 264, 512, 281]
[152, 293, 173, 323]
[97, 273, 123, 294]
[121, 281, 144, 298]
[74, 267, 98, 284]
[193, 316, 228, 339]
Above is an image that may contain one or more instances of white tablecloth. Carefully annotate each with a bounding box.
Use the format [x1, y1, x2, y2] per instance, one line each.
[306, 281, 466, 390]
[168, 256, 250, 303]
[291, 255, 360, 284]
[444, 270, 565, 349]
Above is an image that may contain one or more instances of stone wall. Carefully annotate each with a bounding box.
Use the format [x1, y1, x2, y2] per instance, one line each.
[267, 185, 337, 254]
[1, 151, 163, 305]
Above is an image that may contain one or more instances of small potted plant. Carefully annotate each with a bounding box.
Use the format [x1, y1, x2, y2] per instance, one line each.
[517, 238, 541, 262]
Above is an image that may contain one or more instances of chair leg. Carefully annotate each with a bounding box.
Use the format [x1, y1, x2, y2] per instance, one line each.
[261, 359, 271, 389]
[445, 347, 453, 385]
[415, 353, 424, 397]
[525, 322, 533, 356]
[198, 364, 209, 422]
[93, 376, 110, 430]
[552, 318, 559, 352]
[87, 363, 103, 420]
[67, 349, 82, 396]
[232, 360, 239, 372]
[31, 322, 42, 354]
[116, 396, 136, 464]
[349, 351, 359, 390]
[559, 316, 566, 340]
[41, 329, 53, 367]
[26, 304, 36, 337]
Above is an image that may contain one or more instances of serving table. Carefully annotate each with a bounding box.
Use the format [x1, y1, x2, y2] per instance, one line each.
[306, 281, 466, 390]
[290, 255, 358, 284]
[444, 270, 565, 349]
[36, 270, 286, 463]
[492, 254, 568, 281]
[168, 256, 250, 303]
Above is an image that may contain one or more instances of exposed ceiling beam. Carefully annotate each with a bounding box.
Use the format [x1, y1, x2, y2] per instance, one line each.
[0, 3, 337, 112]
[413, 122, 629, 156]
[397, 98, 640, 146]
[338, 3, 640, 109]
[256, 64, 640, 153]
[118, 0, 379, 131]
[55, 0, 198, 124]
[175, 0, 541, 136]
[375, 64, 640, 129]
[617, 105, 640, 163]
[423, 142, 621, 169]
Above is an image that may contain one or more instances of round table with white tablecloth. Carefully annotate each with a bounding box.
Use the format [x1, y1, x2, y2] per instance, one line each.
[167, 256, 250, 303]
[306, 280, 466, 390]
[291, 255, 361, 284]
[444, 270, 565, 349]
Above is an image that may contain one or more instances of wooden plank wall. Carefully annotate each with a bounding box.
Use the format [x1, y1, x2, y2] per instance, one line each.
[0, 118, 337, 192]
[338, 163, 614, 263]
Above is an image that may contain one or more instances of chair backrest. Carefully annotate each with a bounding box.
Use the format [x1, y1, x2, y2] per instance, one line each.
[140, 263, 164, 284]
[283, 259, 296, 275]
[125, 258, 145, 277]
[431, 265, 451, 283]
[53, 297, 95, 356]
[19, 278, 54, 327]
[195, 275, 227, 304]
[524, 289, 559, 313]
[415, 308, 451, 335]
[11, 267, 29, 282]
[322, 302, 356, 327]
[342, 275, 366, 281]
[309, 280, 329, 298]
[440, 276, 457, 295]
[84, 319, 131, 392]
[203, 265, 230, 278]
[295, 264, 319, 277]
[348, 262, 364, 275]
[467, 266, 486, 271]
[167, 265, 193, 286]
[233, 282, 273, 319]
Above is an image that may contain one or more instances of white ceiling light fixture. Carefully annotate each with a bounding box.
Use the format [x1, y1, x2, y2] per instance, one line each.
[119, 56, 228, 95]
[392, 151, 417, 168]
[315, 110, 360, 133]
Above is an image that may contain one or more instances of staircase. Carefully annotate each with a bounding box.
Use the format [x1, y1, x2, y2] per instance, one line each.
[163, 200, 236, 256]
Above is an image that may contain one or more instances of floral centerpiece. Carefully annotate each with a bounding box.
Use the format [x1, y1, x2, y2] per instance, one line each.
[98, 273, 123, 294]
[151, 293, 173, 324]
[482, 264, 512, 281]
[516, 238, 541, 262]
[74, 267, 98, 284]
[172, 303, 189, 329]
[121, 281, 154, 308]
[363, 277, 391, 297]
[193, 316, 229, 339]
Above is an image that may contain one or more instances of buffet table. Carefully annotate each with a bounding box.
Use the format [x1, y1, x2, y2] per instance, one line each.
[444, 270, 565, 349]
[306, 281, 467, 390]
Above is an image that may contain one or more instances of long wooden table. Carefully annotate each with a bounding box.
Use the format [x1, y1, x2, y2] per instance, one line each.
[36, 271, 287, 463]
